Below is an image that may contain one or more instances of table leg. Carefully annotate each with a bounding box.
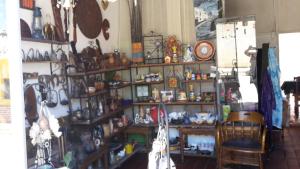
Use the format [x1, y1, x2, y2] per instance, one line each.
[295, 94, 299, 120]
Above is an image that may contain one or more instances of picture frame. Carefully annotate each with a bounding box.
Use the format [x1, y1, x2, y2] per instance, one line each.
[136, 85, 150, 102]
[19, 0, 34, 10]
[143, 32, 164, 64]
[194, 0, 223, 40]
[161, 90, 174, 103]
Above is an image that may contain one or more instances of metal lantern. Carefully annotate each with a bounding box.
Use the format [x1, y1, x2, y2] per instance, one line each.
[32, 7, 44, 39]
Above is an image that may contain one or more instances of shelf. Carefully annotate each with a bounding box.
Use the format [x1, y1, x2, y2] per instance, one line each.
[79, 145, 108, 169]
[104, 126, 129, 142]
[130, 61, 215, 68]
[133, 124, 216, 129]
[109, 82, 131, 89]
[110, 146, 143, 169]
[170, 150, 215, 158]
[22, 60, 68, 64]
[21, 37, 69, 45]
[131, 80, 164, 85]
[71, 104, 132, 126]
[182, 79, 215, 83]
[133, 101, 215, 106]
[71, 90, 108, 99]
[67, 66, 130, 77]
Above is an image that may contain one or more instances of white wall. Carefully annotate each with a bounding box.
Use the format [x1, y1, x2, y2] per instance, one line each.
[21, 0, 131, 118]
[225, 0, 300, 47]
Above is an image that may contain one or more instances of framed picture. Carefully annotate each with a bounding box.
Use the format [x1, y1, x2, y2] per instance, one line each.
[136, 85, 150, 102]
[161, 90, 174, 103]
[194, 0, 223, 40]
[143, 32, 164, 64]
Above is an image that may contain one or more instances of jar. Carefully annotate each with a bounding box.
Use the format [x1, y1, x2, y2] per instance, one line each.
[196, 73, 201, 80]
[191, 73, 196, 80]
[145, 75, 151, 83]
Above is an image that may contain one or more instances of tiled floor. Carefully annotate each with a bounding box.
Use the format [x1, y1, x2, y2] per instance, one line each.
[119, 126, 300, 169]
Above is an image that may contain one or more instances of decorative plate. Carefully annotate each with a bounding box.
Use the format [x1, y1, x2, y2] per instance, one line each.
[194, 40, 215, 61]
[76, 0, 102, 39]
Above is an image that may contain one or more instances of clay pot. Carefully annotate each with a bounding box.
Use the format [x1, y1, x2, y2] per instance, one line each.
[95, 81, 105, 91]
[120, 53, 129, 66]
[108, 53, 115, 65]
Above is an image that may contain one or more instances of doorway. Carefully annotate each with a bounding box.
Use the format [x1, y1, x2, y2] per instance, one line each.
[279, 32, 300, 123]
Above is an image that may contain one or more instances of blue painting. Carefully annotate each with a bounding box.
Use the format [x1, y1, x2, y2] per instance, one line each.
[194, 0, 222, 40]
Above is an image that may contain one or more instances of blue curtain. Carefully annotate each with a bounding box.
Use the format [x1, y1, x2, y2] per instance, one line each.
[268, 48, 283, 129]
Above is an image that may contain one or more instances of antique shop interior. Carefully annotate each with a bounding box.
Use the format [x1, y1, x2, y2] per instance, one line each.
[10, 0, 300, 169]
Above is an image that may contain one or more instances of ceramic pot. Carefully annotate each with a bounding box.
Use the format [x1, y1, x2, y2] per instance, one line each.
[108, 53, 115, 65]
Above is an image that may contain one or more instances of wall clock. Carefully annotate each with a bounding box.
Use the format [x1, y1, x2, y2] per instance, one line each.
[194, 40, 215, 61]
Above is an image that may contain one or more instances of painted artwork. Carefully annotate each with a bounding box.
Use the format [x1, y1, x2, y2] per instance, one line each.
[194, 0, 222, 40]
[0, 0, 11, 124]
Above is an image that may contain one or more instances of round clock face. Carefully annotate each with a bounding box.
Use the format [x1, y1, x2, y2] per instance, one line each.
[194, 40, 215, 61]
[201, 46, 208, 55]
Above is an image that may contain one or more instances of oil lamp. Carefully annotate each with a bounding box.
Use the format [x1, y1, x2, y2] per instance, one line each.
[32, 7, 44, 39]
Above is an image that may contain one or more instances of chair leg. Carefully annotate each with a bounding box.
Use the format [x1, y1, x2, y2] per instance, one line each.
[259, 154, 263, 169]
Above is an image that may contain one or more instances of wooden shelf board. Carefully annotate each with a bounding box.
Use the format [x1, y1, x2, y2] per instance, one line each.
[110, 146, 143, 169]
[130, 61, 215, 68]
[71, 104, 132, 126]
[79, 145, 108, 169]
[183, 79, 215, 83]
[22, 60, 68, 64]
[109, 82, 131, 89]
[71, 90, 108, 99]
[133, 102, 215, 106]
[67, 66, 130, 76]
[132, 124, 216, 129]
[170, 150, 215, 158]
[131, 80, 164, 85]
[21, 37, 68, 45]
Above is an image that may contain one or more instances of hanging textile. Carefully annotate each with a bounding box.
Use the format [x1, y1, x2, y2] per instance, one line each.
[267, 48, 283, 129]
[260, 71, 275, 130]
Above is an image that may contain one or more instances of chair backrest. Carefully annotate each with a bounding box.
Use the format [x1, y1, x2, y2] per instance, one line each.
[221, 111, 264, 141]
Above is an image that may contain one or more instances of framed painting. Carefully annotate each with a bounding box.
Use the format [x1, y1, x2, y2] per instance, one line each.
[194, 0, 223, 40]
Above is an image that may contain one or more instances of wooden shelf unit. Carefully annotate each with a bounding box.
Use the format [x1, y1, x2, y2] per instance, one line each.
[128, 59, 219, 161]
[130, 60, 215, 68]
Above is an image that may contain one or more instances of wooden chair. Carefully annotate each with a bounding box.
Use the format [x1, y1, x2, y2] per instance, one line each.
[217, 111, 267, 169]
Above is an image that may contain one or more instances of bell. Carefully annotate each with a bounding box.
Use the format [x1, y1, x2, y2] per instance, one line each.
[32, 7, 44, 39]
